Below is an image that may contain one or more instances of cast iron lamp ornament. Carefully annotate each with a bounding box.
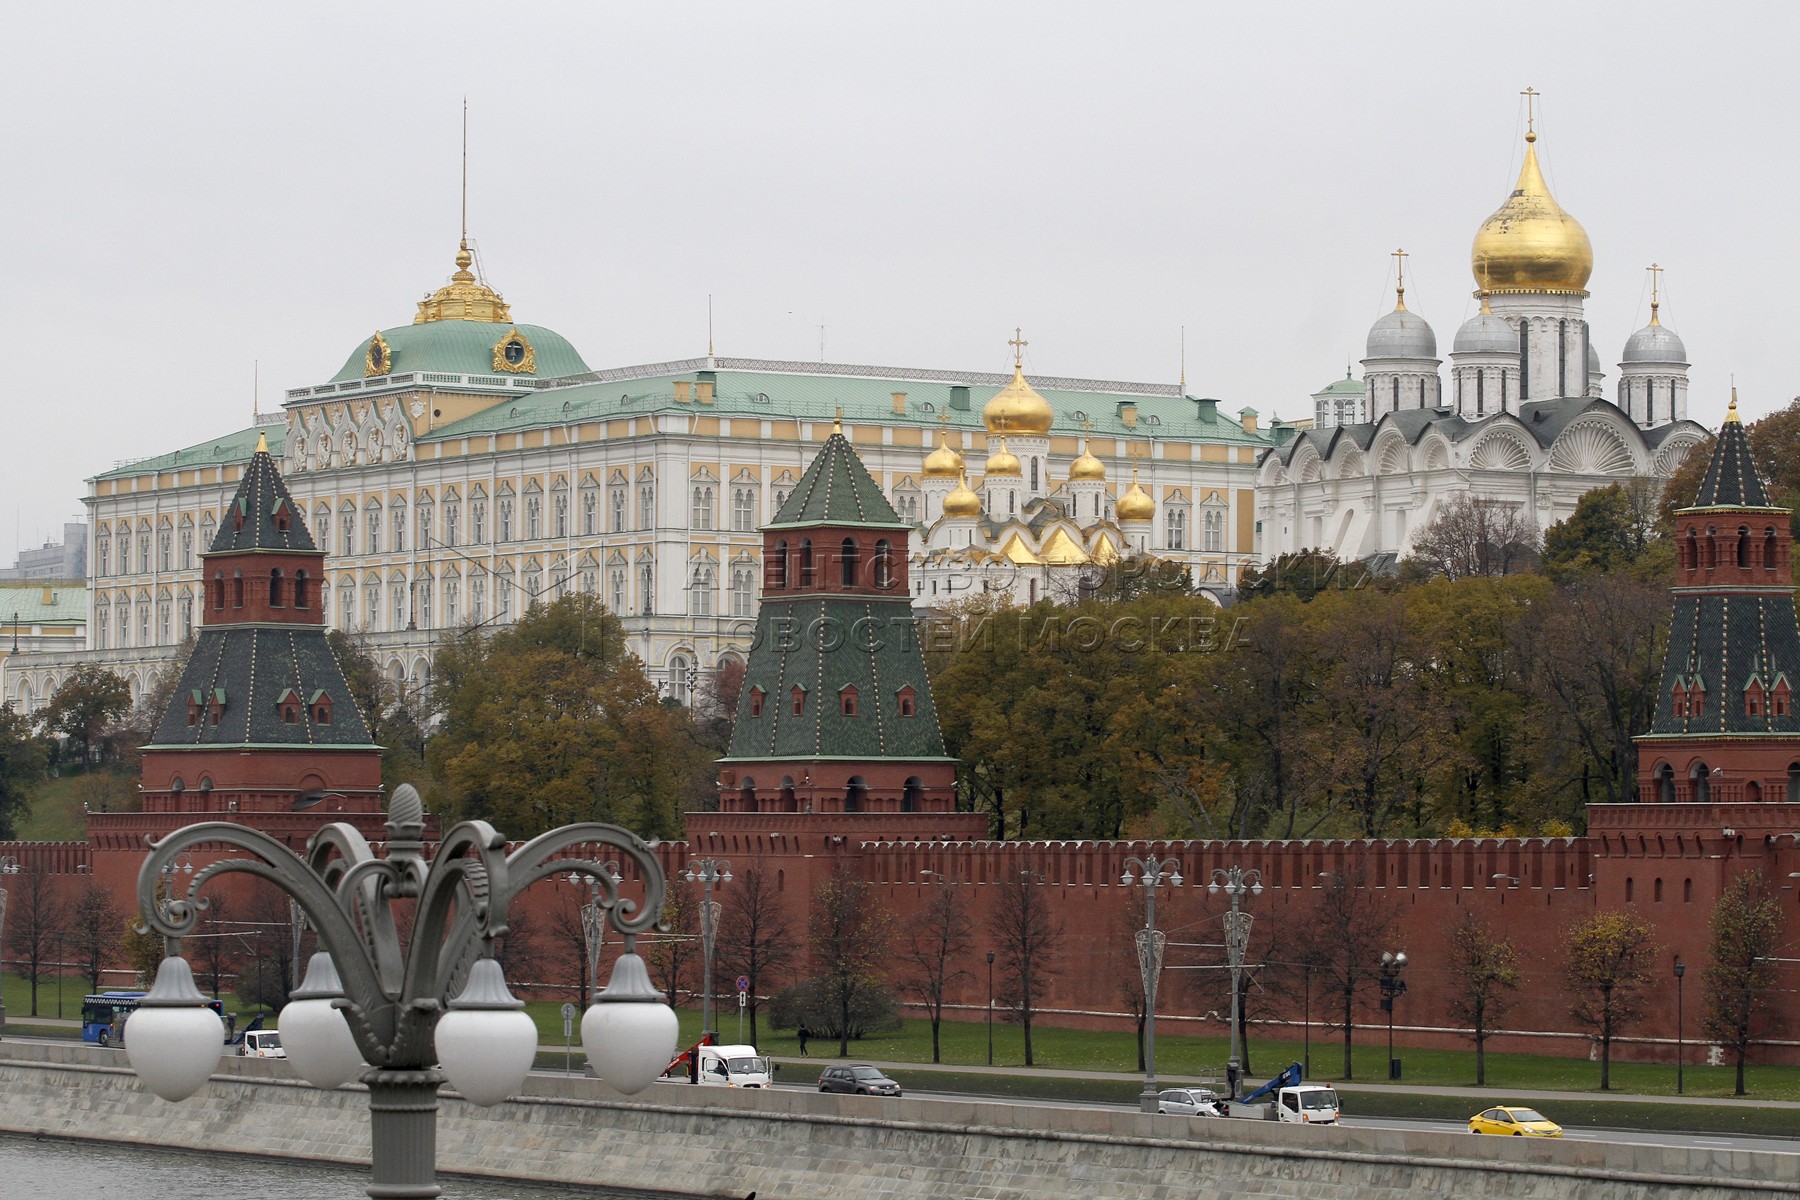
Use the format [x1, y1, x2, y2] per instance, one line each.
[1120, 854, 1182, 1113]
[124, 784, 678, 1200]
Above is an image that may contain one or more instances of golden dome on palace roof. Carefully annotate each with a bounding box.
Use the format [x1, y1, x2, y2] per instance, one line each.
[1068, 445, 1106, 481]
[1471, 131, 1592, 297]
[923, 432, 965, 478]
[983, 365, 1055, 435]
[415, 240, 514, 324]
[942, 472, 982, 518]
[1116, 479, 1154, 522]
[984, 437, 1022, 477]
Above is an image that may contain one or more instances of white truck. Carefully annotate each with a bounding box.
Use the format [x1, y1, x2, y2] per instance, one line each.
[665, 1040, 774, 1088]
[1223, 1062, 1339, 1124]
[694, 1043, 772, 1088]
[236, 1030, 286, 1059]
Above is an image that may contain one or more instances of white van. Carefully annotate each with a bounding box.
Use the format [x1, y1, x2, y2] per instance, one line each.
[694, 1043, 772, 1088]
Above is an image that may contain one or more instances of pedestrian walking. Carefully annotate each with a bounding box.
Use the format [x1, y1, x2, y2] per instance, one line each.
[798, 1026, 810, 1056]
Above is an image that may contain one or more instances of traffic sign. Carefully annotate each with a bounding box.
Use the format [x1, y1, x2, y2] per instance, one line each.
[560, 1003, 577, 1037]
[738, 991, 747, 1009]
[736, 975, 750, 993]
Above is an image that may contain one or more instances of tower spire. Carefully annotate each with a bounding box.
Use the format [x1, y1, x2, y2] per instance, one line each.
[460, 97, 469, 247]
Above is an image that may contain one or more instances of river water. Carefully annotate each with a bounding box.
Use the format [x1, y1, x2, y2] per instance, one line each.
[0, 1132, 694, 1198]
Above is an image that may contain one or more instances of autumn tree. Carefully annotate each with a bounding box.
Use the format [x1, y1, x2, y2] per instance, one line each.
[1521, 572, 1669, 810]
[1442, 911, 1522, 1085]
[70, 880, 121, 993]
[808, 867, 896, 1057]
[1297, 868, 1399, 1079]
[1236, 548, 1363, 604]
[188, 890, 239, 1001]
[1563, 910, 1657, 1089]
[715, 866, 796, 1047]
[1541, 481, 1661, 580]
[1702, 872, 1786, 1096]
[645, 880, 699, 1010]
[1403, 494, 1540, 581]
[40, 665, 132, 767]
[427, 594, 706, 838]
[4, 862, 66, 1015]
[905, 880, 974, 1063]
[989, 869, 1063, 1066]
[0, 705, 48, 838]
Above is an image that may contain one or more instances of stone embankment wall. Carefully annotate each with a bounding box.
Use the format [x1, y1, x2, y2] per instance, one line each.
[0, 1043, 1788, 1200]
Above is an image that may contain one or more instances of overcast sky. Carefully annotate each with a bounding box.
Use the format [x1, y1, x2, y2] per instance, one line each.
[1, 1, 1792, 563]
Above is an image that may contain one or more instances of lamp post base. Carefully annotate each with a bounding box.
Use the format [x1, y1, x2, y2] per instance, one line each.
[365, 1069, 444, 1200]
[1139, 1087, 1160, 1113]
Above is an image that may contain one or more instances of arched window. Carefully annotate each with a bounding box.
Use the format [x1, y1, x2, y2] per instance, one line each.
[770, 540, 788, 589]
[1625, 877, 1635, 902]
[841, 538, 859, 587]
[800, 539, 814, 587]
[212, 572, 225, 610]
[1691, 762, 1711, 804]
[1705, 528, 1718, 570]
[1654, 878, 1664, 902]
[269, 569, 285, 608]
[1737, 526, 1750, 568]
[874, 540, 893, 589]
[844, 776, 867, 813]
[1746, 780, 1763, 803]
[902, 776, 923, 813]
[791, 686, 806, 716]
[294, 570, 310, 608]
[1684, 878, 1694, 902]
[1767, 528, 1780, 572]
[1655, 762, 1675, 804]
[1684, 528, 1697, 571]
[232, 571, 244, 608]
[840, 686, 859, 717]
[779, 777, 796, 811]
[739, 778, 756, 809]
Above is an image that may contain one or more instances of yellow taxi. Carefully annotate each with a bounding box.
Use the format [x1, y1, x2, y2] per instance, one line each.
[1468, 1106, 1562, 1137]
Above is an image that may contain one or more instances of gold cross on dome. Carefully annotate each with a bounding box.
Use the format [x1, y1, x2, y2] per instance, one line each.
[1009, 327, 1028, 368]
[1521, 86, 1539, 135]
[1648, 262, 1663, 304]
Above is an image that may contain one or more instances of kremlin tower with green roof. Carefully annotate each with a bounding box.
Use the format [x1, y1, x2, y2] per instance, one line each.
[716, 422, 968, 829]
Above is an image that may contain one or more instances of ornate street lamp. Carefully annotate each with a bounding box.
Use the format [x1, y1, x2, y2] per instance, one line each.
[569, 862, 621, 1006]
[1378, 950, 1409, 1080]
[0, 855, 19, 1032]
[1208, 865, 1261, 1098]
[985, 950, 995, 1066]
[1121, 854, 1183, 1112]
[681, 857, 732, 1036]
[123, 785, 678, 1200]
[1673, 957, 1686, 1095]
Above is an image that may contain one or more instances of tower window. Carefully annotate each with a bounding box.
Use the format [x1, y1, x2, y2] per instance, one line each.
[791, 687, 806, 716]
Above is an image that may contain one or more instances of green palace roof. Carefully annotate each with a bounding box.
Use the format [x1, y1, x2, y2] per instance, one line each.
[0, 583, 87, 624]
[92, 423, 286, 482]
[1315, 375, 1366, 396]
[426, 357, 1273, 446]
[328, 321, 590, 384]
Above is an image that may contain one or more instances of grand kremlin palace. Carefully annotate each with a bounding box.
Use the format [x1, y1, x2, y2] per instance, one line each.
[42, 243, 1266, 709]
[14, 117, 1706, 709]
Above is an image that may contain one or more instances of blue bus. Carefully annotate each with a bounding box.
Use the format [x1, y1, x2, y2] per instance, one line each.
[82, 991, 223, 1046]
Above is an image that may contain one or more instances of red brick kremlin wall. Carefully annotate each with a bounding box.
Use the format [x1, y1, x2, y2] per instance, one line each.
[6, 801, 1796, 1066]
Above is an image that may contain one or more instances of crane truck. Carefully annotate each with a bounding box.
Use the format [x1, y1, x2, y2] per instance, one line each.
[1222, 1062, 1340, 1124]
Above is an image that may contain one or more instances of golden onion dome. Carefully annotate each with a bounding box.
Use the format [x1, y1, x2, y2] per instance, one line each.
[415, 240, 514, 324]
[1068, 445, 1106, 481]
[984, 437, 1022, 476]
[1116, 479, 1154, 522]
[983, 365, 1055, 435]
[1471, 132, 1592, 296]
[942, 472, 982, 517]
[923, 431, 965, 478]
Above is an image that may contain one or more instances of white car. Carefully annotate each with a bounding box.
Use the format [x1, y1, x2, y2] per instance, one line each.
[237, 1030, 286, 1059]
[1157, 1087, 1224, 1116]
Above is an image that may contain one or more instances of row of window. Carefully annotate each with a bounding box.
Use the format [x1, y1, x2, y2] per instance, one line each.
[1681, 526, 1783, 573]
[746, 684, 918, 719]
[766, 539, 897, 591]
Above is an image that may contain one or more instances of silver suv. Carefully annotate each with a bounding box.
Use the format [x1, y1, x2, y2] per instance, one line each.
[1157, 1087, 1224, 1116]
